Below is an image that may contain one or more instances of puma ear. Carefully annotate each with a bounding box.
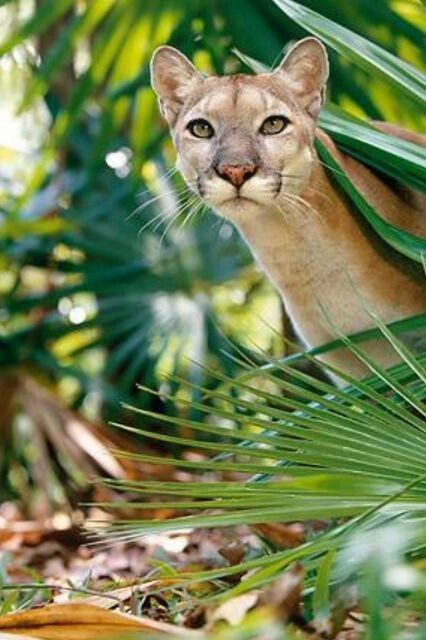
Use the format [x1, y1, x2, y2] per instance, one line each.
[274, 37, 329, 118]
[150, 46, 202, 125]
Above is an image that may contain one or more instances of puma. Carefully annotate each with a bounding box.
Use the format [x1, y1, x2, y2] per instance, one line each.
[150, 38, 426, 380]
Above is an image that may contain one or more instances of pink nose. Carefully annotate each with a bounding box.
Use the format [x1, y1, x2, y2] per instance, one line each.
[216, 162, 257, 188]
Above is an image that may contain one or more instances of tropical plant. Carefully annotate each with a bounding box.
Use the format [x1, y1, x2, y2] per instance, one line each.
[1, 0, 424, 418]
[0, 3, 425, 633]
[88, 319, 425, 635]
[79, 1, 424, 636]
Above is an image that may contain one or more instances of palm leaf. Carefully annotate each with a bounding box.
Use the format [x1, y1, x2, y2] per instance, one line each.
[0, 0, 75, 56]
[316, 139, 426, 262]
[234, 312, 426, 381]
[272, 0, 425, 105]
[318, 105, 426, 193]
[90, 322, 426, 598]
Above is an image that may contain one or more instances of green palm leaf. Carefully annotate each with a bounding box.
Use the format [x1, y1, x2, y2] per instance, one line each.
[318, 105, 426, 192]
[0, 0, 75, 56]
[316, 139, 426, 262]
[272, 0, 426, 105]
[90, 323, 426, 597]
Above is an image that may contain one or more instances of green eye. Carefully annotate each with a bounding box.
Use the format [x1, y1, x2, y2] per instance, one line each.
[187, 118, 214, 139]
[260, 115, 289, 135]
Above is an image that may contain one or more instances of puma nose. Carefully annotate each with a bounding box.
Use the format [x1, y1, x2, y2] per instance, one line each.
[215, 162, 257, 188]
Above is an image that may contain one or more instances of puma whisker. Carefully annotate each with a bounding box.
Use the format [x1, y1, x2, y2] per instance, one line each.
[150, 37, 426, 381]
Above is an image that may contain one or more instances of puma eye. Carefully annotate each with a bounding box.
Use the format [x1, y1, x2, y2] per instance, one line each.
[260, 115, 289, 135]
[187, 118, 214, 139]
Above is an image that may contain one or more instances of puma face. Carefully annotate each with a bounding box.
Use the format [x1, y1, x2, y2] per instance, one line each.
[150, 38, 329, 223]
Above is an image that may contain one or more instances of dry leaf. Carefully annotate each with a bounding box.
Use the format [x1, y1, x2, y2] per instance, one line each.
[253, 522, 304, 548]
[211, 593, 259, 626]
[260, 563, 303, 622]
[0, 633, 38, 640]
[218, 543, 245, 566]
[183, 606, 206, 629]
[71, 584, 156, 609]
[0, 603, 200, 639]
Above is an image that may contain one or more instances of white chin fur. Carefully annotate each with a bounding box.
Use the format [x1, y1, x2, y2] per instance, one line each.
[203, 176, 279, 212]
[209, 195, 265, 222]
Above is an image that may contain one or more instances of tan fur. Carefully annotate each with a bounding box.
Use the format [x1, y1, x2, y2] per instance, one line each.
[150, 39, 426, 380]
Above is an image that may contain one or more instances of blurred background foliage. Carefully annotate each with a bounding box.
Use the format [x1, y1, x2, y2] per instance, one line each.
[0, 0, 424, 507]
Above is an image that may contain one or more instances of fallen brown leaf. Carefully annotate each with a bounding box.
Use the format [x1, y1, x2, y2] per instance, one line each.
[260, 563, 304, 622]
[0, 603, 201, 639]
[0, 633, 38, 640]
[218, 543, 245, 566]
[73, 583, 156, 609]
[253, 522, 304, 548]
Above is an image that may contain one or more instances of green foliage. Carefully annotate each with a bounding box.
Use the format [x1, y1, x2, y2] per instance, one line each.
[0, 1, 425, 635]
[91, 323, 426, 637]
[318, 105, 426, 192]
[272, 0, 425, 104]
[94, 323, 426, 542]
[1, 0, 424, 427]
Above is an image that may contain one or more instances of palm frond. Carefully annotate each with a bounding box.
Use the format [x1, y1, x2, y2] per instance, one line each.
[272, 0, 425, 104]
[90, 323, 426, 597]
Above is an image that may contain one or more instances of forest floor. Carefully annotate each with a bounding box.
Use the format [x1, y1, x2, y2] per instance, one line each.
[0, 499, 363, 640]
